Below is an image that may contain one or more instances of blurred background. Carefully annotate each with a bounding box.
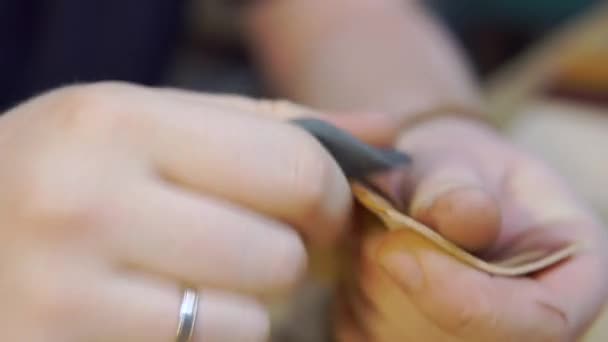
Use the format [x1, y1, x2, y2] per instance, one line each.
[2, 0, 608, 340]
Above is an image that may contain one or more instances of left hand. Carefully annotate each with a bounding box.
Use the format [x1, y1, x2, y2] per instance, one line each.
[334, 118, 608, 341]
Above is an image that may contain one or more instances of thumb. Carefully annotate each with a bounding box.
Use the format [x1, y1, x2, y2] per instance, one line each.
[371, 230, 565, 341]
[329, 112, 501, 252]
[407, 161, 500, 252]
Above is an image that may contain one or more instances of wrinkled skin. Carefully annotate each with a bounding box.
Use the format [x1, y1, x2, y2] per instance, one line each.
[0, 83, 366, 342]
[335, 118, 608, 342]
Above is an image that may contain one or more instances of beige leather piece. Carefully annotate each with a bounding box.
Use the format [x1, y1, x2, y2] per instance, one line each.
[352, 183, 584, 276]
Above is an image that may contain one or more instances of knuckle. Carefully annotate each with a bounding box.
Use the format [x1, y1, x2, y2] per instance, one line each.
[53, 82, 123, 113]
[48, 82, 144, 136]
[16, 173, 102, 237]
[258, 99, 312, 119]
[20, 182, 76, 221]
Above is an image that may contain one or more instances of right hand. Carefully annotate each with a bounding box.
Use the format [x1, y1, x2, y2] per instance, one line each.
[334, 118, 608, 342]
[0, 82, 355, 341]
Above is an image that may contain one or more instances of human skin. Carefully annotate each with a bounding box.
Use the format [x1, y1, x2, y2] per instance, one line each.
[337, 117, 608, 341]
[246, 0, 608, 340]
[0, 83, 381, 342]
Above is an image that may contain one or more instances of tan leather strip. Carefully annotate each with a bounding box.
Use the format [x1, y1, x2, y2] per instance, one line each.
[352, 182, 584, 277]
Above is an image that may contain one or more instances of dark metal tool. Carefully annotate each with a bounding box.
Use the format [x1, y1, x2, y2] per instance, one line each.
[290, 118, 410, 182]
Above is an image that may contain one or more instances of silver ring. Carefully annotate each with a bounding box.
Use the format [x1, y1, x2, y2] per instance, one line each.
[176, 288, 199, 342]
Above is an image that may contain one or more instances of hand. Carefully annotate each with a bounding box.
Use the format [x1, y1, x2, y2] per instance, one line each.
[0, 82, 359, 342]
[335, 118, 608, 341]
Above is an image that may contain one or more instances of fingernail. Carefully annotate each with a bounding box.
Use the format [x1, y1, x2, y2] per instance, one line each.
[410, 181, 470, 215]
[409, 167, 484, 215]
[380, 250, 424, 292]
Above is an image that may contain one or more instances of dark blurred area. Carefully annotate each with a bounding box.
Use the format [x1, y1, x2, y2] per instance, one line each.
[0, 0, 602, 111]
[0, 0, 187, 110]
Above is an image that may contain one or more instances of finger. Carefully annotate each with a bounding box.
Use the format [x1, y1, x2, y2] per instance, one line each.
[104, 180, 307, 294]
[355, 228, 448, 341]
[150, 92, 351, 245]
[158, 89, 316, 120]
[405, 159, 500, 252]
[102, 84, 352, 245]
[90, 275, 270, 342]
[374, 230, 568, 341]
[392, 119, 503, 252]
[161, 89, 401, 147]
